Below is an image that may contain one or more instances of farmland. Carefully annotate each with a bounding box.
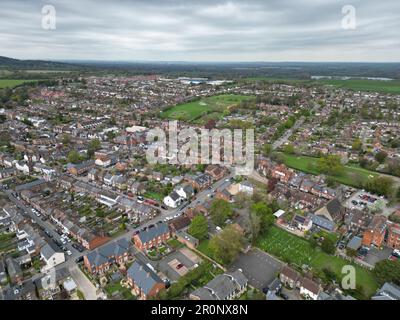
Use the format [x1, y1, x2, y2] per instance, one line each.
[0, 79, 36, 89]
[161, 94, 254, 123]
[257, 226, 378, 298]
[281, 153, 378, 188]
[244, 77, 400, 94]
[318, 79, 400, 94]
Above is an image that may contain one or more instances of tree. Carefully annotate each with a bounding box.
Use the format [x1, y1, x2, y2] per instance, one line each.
[209, 225, 244, 265]
[188, 215, 208, 240]
[62, 133, 71, 145]
[321, 238, 335, 254]
[351, 138, 362, 151]
[234, 192, 250, 209]
[250, 202, 274, 233]
[87, 138, 101, 158]
[210, 199, 233, 227]
[249, 211, 262, 243]
[373, 260, 400, 285]
[365, 176, 394, 197]
[375, 151, 388, 164]
[346, 248, 357, 258]
[283, 144, 295, 154]
[261, 144, 272, 157]
[67, 150, 81, 164]
[317, 155, 344, 176]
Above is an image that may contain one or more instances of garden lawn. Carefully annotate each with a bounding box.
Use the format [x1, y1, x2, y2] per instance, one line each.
[144, 191, 164, 202]
[282, 153, 378, 188]
[257, 226, 378, 298]
[197, 240, 215, 259]
[104, 282, 134, 299]
[167, 238, 183, 249]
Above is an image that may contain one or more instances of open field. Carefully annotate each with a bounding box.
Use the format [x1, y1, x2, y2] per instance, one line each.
[161, 94, 254, 123]
[244, 77, 400, 94]
[282, 153, 378, 187]
[0, 79, 36, 88]
[257, 226, 378, 298]
[319, 79, 400, 94]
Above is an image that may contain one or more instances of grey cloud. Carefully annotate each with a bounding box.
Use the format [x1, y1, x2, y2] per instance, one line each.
[0, 0, 399, 61]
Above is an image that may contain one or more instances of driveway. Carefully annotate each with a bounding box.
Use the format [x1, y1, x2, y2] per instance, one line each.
[153, 249, 201, 281]
[230, 248, 283, 290]
[69, 265, 103, 300]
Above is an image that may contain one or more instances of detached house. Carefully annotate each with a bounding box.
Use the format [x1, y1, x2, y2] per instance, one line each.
[163, 191, 183, 208]
[190, 270, 248, 300]
[40, 244, 65, 271]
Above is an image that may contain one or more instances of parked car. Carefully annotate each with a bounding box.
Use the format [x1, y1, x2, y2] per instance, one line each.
[279, 293, 289, 300]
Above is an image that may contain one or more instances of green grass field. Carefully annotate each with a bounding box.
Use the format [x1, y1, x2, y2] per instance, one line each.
[161, 94, 254, 123]
[319, 79, 400, 94]
[243, 77, 400, 94]
[282, 153, 378, 187]
[257, 226, 378, 298]
[0, 79, 36, 89]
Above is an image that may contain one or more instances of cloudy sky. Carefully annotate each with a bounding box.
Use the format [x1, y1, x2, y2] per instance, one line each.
[0, 0, 399, 62]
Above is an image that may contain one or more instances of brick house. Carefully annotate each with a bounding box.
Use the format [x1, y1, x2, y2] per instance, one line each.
[84, 238, 130, 274]
[205, 165, 227, 181]
[271, 164, 294, 184]
[133, 223, 170, 250]
[66, 160, 95, 176]
[362, 215, 387, 247]
[126, 260, 165, 300]
[257, 157, 274, 177]
[279, 266, 301, 289]
[188, 173, 212, 191]
[387, 223, 400, 249]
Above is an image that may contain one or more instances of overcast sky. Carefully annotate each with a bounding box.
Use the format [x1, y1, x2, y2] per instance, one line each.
[0, 0, 399, 62]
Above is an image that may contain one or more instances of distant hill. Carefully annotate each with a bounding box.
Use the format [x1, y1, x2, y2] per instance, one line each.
[0, 56, 80, 70]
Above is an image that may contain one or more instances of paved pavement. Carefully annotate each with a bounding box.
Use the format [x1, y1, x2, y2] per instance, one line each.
[272, 116, 305, 150]
[230, 248, 283, 290]
[1, 171, 236, 290]
[70, 265, 103, 300]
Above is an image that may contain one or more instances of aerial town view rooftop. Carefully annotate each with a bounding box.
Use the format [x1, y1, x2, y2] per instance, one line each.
[0, 0, 399, 312]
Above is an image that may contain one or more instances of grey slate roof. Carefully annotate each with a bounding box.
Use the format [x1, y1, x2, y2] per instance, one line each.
[85, 238, 129, 268]
[347, 236, 363, 251]
[372, 282, 400, 300]
[41, 243, 57, 260]
[307, 213, 336, 231]
[199, 270, 248, 300]
[15, 179, 46, 191]
[136, 223, 169, 244]
[126, 259, 163, 295]
[191, 287, 216, 300]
